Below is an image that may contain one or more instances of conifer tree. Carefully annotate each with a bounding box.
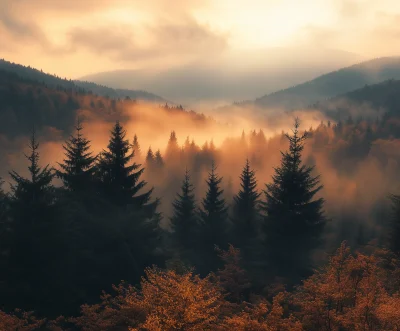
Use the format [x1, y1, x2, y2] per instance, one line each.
[170, 169, 199, 262]
[57, 121, 97, 192]
[6, 131, 64, 316]
[97, 121, 156, 213]
[199, 161, 229, 273]
[132, 134, 142, 159]
[165, 131, 180, 162]
[231, 159, 261, 256]
[154, 149, 164, 169]
[145, 147, 156, 173]
[260, 118, 326, 283]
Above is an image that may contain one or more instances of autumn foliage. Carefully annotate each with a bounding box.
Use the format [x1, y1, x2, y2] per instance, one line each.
[2, 242, 400, 330]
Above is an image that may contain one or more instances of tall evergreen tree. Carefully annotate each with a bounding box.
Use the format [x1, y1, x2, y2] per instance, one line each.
[231, 159, 261, 256]
[145, 147, 156, 173]
[132, 134, 142, 159]
[260, 118, 326, 283]
[198, 161, 229, 273]
[155, 149, 164, 169]
[165, 131, 180, 162]
[97, 121, 156, 214]
[170, 169, 199, 262]
[57, 121, 97, 192]
[5, 131, 65, 316]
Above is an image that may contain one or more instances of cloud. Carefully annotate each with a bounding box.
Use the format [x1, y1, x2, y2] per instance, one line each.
[67, 19, 228, 63]
[0, 4, 48, 46]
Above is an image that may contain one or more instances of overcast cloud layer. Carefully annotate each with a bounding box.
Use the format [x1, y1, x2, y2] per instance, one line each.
[1, 0, 400, 104]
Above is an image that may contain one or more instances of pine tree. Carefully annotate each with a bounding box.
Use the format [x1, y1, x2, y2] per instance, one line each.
[231, 159, 261, 257]
[165, 131, 180, 162]
[260, 118, 326, 283]
[199, 161, 229, 273]
[154, 149, 164, 169]
[97, 121, 156, 214]
[145, 147, 156, 173]
[132, 134, 142, 159]
[170, 169, 199, 263]
[57, 121, 97, 192]
[6, 131, 64, 316]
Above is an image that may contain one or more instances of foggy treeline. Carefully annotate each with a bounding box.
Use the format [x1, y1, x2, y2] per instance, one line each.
[2, 66, 400, 330]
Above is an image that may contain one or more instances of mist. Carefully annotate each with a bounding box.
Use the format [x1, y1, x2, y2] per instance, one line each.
[80, 47, 365, 107]
[1, 97, 398, 255]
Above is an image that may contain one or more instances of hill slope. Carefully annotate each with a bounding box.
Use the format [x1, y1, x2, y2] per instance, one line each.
[254, 57, 400, 110]
[0, 59, 167, 103]
[80, 47, 364, 106]
[311, 79, 400, 120]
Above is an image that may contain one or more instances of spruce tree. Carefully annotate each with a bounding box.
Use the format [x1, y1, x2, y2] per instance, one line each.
[132, 134, 142, 159]
[145, 147, 156, 173]
[97, 121, 156, 214]
[199, 161, 229, 273]
[170, 169, 199, 262]
[6, 131, 64, 316]
[57, 121, 97, 192]
[155, 149, 164, 169]
[165, 131, 180, 162]
[231, 159, 261, 257]
[260, 118, 326, 283]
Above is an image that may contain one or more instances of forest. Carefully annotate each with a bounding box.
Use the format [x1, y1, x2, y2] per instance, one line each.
[2, 64, 400, 330]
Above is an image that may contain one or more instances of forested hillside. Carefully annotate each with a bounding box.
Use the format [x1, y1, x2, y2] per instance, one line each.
[0, 59, 167, 103]
[253, 57, 400, 110]
[3, 59, 400, 330]
[312, 79, 400, 122]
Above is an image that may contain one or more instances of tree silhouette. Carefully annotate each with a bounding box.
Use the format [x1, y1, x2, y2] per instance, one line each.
[199, 161, 229, 273]
[231, 159, 261, 262]
[6, 131, 65, 316]
[57, 121, 97, 192]
[132, 134, 142, 159]
[97, 121, 156, 214]
[170, 168, 199, 263]
[260, 118, 326, 283]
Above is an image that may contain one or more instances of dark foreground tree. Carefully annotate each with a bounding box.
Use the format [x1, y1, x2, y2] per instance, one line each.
[97, 121, 157, 216]
[260, 118, 326, 283]
[231, 159, 261, 261]
[57, 121, 97, 192]
[4, 132, 66, 317]
[170, 169, 199, 263]
[198, 161, 229, 274]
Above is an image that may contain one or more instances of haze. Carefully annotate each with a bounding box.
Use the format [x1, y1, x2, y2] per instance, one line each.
[2, 0, 400, 106]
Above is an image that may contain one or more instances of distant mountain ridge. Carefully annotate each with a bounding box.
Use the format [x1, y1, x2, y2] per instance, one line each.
[0, 59, 167, 103]
[253, 57, 400, 111]
[310, 79, 400, 121]
[79, 47, 365, 106]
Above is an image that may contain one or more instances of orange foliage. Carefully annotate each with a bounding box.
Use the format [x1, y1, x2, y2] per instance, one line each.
[76, 267, 224, 331]
[219, 292, 302, 331]
[0, 309, 44, 331]
[293, 242, 400, 330]
[216, 245, 251, 303]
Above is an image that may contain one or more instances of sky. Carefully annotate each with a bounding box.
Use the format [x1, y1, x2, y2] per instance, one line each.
[1, 0, 400, 81]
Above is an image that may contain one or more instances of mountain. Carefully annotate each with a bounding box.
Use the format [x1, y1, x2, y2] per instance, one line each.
[311, 79, 400, 121]
[80, 47, 364, 107]
[253, 57, 400, 111]
[0, 59, 167, 103]
[73, 81, 167, 103]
